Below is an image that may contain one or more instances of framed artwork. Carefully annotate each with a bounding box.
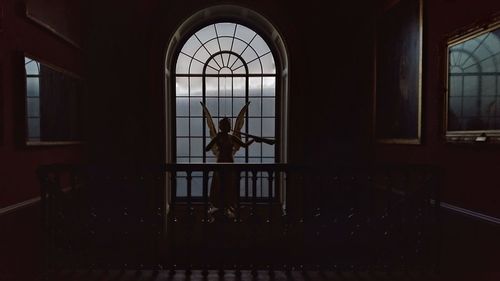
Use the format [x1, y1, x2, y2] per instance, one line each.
[24, 55, 85, 145]
[445, 16, 500, 143]
[374, 0, 423, 144]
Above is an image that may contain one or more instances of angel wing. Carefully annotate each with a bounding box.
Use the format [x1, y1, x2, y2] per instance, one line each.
[232, 102, 250, 154]
[200, 102, 219, 156]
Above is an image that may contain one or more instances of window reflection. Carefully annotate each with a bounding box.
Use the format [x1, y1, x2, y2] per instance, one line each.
[448, 27, 500, 131]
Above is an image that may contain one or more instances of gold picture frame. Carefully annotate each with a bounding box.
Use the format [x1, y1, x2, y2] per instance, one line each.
[374, 0, 423, 144]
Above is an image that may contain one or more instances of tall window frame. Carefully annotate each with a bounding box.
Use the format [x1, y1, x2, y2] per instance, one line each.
[174, 22, 278, 200]
[164, 6, 289, 206]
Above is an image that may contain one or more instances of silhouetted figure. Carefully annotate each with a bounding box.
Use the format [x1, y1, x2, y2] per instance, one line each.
[201, 102, 258, 219]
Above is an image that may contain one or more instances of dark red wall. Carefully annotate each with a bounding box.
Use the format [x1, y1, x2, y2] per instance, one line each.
[375, 0, 500, 218]
[0, 0, 84, 208]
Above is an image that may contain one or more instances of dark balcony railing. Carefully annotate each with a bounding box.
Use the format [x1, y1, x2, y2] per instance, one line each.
[38, 163, 441, 275]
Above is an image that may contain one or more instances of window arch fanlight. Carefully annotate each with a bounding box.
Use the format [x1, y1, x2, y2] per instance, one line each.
[164, 5, 289, 201]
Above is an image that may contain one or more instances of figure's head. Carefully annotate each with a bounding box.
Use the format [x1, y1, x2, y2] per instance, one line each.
[219, 117, 231, 133]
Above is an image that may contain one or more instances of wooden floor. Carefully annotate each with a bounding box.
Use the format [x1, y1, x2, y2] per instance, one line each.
[44, 269, 441, 281]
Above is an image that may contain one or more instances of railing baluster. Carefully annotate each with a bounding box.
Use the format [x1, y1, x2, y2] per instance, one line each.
[202, 169, 209, 274]
[251, 170, 258, 217]
[267, 170, 274, 272]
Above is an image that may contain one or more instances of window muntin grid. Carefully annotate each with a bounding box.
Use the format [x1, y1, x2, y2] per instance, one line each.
[25, 58, 41, 141]
[447, 27, 500, 132]
[174, 22, 277, 199]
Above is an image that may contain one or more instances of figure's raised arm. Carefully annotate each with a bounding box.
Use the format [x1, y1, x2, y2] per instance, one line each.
[231, 135, 254, 148]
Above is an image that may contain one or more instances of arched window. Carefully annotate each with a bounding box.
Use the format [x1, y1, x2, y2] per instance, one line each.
[174, 22, 277, 165]
[165, 7, 288, 201]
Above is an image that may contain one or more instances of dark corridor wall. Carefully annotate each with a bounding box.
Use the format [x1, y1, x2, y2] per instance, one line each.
[0, 0, 83, 208]
[375, 0, 500, 218]
[83, 0, 375, 166]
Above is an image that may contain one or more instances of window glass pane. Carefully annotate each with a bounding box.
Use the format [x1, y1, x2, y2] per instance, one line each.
[176, 118, 189, 136]
[176, 176, 187, 197]
[249, 77, 262, 97]
[215, 23, 236, 37]
[26, 78, 39, 97]
[206, 97, 219, 117]
[176, 53, 191, 74]
[176, 77, 189, 96]
[262, 142, 275, 157]
[480, 58, 496, 73]
[263, 77, 276, 97]
[463, 76, 479, 96]
[233, 67, 246, 75]
[261, 53, 276, 74]
[249, 142, 261, 156]
[28, 118, 40, 138]
[195, 25, 216, 44]
[205, 77, 218, 97]
[463, 63, 479, 73]
[191, 177, 203, 196]
[221, 53, 231, 67]
[462, 97, 479, 117]
[204, 39, 221, 57]
[189, 77, 202, 96]
[219, 38, 233, 53]
[25, 59, 39, 75]
[193, 47, 210, 64]
[449, 76, 462, 97]
[176, 98, 189, 116]
[232, 98, 246, 117]
[231, 59, 244, 72]
[250, 35, 271, 56]
[176, 138, 189, 156]
[205, 65, 218, 75]
[227, 53, 241, 68]
[481, 76, 496, 96]
[233, 77, 245, 97]
[190, 97, 202, 116]
[191, 138, 203, 157]
[449, 97, 462, 116]
[214, 54, 225, 69]
[248, 98, 262, 116]
[27, 98, 40, 117]
[262, 117, 275, 137]
[474, 43, 492, 62]
[190, 117, 203, 137]
[249, 118, 261, 135]
[235, 24, 255, 43]
[189, 60, 204, 74]
[481, 96, 497, 116]
[181, 35, 202, 57]
[231, 39, 247, 56]
[263, 98, 275, 116]
[241, 47, 258, 63]
[248, 60, 263, 74]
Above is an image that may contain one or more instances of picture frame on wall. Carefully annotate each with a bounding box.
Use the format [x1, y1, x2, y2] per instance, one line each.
[444, 15, 500, 144]
[374, 0, 423, 144]
[23, 54, 85, 146]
